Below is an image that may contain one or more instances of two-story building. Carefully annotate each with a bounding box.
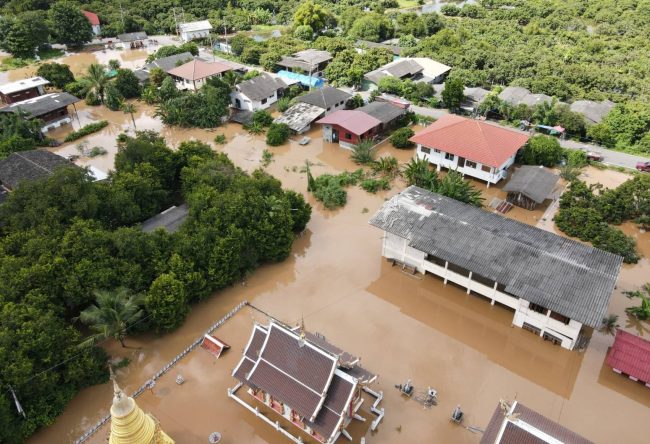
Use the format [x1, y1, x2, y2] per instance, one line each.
[167, 59, 233, 91]
[277, 49, 332, 78]
[369, 186, 623, 350]
[411, 114, 530, 186]
[317, 110, 381, 149]
[229, 320, 381, 444]
[231, 73, 288, 111]
[0, 77, 50, 105]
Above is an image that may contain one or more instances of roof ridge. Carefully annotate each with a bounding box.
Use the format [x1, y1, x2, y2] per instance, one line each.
[472, 119, 499, 166]
[14, 151, 59, 175]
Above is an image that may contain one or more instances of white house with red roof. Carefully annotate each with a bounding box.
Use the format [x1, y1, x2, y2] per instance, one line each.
[82, 10, 101, 35]
[411, 115, 530, 185]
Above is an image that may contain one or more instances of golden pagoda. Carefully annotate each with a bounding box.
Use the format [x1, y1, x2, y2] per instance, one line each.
[109, 378, 174, 444]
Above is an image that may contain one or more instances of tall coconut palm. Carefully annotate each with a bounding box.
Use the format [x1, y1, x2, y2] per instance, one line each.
[121, 102, 137, 130]
[84, 63, 109, 102]
[78, 288, 145, 348]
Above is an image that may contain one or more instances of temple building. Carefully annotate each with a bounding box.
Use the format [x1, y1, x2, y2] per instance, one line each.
[370, 186, 622, 350]
[229, 320, 383, 443]
[109, 378, 174, 444]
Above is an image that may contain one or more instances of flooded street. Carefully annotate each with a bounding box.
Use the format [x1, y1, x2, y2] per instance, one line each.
[21, 101, 650, 444]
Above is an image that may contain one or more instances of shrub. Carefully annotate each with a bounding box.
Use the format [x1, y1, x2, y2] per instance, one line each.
[104, 83, 123, 111]
[214, 134, 227, 144]
[441, 4, 461, 16]
[350, 140, 376, 164]
[360, 177, 390, 193]
[566, 149, 587, 167]
[310, 170, 364, 209]
[85, 90, 100, 106]
[346, 94, 364, 109]
[64, 80, 88, 97]
[262, 149, 273, 166]
[266, 123, 291, 146]
[390, 127, 415, 149]
[36, 62, 74, 88]
[114, 69, 141, 99]
[277, 97, 291, 112]
[252, 109, 274, 127]
[64, 121, 109, 142]
[519, 135, 564, 167]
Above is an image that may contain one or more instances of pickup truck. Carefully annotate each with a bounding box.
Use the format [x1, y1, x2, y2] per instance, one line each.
[637, 161, 650, 172]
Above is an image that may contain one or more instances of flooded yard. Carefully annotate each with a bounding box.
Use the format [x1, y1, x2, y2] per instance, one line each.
[23, 102, 650, 444]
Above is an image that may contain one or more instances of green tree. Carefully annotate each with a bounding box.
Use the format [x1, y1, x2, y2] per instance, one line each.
[625, 284, 650, 321]
[104, 82, 123, 111]
[114, 69, 141, 99]
[377, 76, 404, 95]
[436, 170, 484, 207]
[0, 11, 49, 58]
[83, 63, 109, 102]
[390, 127, 415, 149]
[159, 76, 179, 102]
[78, 288, 145, 347]
[266, 123, 291, 146]
[441, 77, 464, 112]
[402, 157, 439, 189]
[252, 109, 274, 127]
[349, 13, 394, 42]
[36, 62, 74, 89]
[520, 135, 564, 167]
[148, 67, 166, 87]
[293, 1, 332, 34]
[294, 24, 314, 40]
[48, 1, 93, 47]
[284, 190, 312, 232]
[351, 140, 376, 165]
[121, 102, 137, 130]
[145, 273, 189, 331]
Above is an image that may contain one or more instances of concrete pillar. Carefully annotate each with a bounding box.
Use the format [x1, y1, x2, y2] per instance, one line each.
[491, 281, 498, 305]
[466, 271, 473, 294]
[443, 261, 449, 284]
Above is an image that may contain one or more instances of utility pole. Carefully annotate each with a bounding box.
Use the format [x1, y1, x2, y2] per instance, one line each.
[119, 0, 125, 32]
[173, 8, 179, 36]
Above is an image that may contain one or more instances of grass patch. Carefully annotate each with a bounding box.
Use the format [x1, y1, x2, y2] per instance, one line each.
[397, 0, 420, 8]
[64, 121, 109, 142]
[0, 49, 65, 72]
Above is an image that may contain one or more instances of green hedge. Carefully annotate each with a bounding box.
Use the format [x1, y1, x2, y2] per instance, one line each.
[64, 121, 109, 142]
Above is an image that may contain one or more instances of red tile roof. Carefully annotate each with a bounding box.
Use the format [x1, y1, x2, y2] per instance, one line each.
[410, 114, 530, 168]
[167, 59, 232, 81]
[82, 10, 100, 26]
[606, 329, 650, 382]
[316, 110, 381, 136]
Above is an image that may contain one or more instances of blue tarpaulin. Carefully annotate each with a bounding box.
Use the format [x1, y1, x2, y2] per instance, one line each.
[277, 70, 324, 88]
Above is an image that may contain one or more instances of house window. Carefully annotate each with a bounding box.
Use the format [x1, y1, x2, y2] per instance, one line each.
[445, 152, 455, 161]
[522, 322, 541, 335]
[345, 132, 352, 139]
[465, 160, 477, 169]
[550, 311, 571, 325]
[420, 147, 431, 154]
[481, 165, 492, 173]
[543, 332, 563, 346]
[261, 98, 267, 104]
[529, 302, 547, 315]
[434, 149, 441, 153]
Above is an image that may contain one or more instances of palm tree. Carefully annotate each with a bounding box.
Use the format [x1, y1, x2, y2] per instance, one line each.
[121, 102, 137, 130]
[78, 288, 145, 348]
[402, 157, 438, 190]
[599, 314, 619, 336]
[84, 63, 109, 102]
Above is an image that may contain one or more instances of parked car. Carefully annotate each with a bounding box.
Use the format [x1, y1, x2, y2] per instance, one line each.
[583, 150, 604, 162]
[636, 161, 650, 172]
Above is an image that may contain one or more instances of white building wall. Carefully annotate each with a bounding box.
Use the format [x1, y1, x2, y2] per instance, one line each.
[416, 144, 516, 185]
[41, 116, 72, 132]
[92, 24, 101, 35]
[181, 29, 211, 42]
[382, 232, 581, 350]
[231, 90, 278, 111]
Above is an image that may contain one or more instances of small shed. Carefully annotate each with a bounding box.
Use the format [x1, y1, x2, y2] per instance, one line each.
[606, 329, 650, 387]
[117, 32, 148, 49]
[274, 102, 325, 134]
[502, 165, 559, 210]
[200, 335, 230, 358]
[179, 20, 213, 42]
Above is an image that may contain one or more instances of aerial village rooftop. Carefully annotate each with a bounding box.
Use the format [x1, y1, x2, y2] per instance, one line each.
[0, 4, 649, 444]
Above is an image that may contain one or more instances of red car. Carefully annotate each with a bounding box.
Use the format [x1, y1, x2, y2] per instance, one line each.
[581, 149, 603, 161]
[636, 161, 650, 172]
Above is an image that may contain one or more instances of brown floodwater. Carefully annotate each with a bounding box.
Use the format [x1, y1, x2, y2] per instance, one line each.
[26, 104, 650, 444]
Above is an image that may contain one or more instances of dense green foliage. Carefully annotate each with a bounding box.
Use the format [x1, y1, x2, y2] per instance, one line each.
[441, 77, 464, 112]
[554, 177, 649, 263]
[0, 132, 310, 438]
[36, 62, 74, 88]
[323, 43, 392, 87]
[310, 169, 364, 209]
[47, 1, 93, 47]
[0, 112, 43, 157]
[519, 135, 565, 167]
[266, 123, 291, 146]
[63, 120, 109, 142]
[625, 284, 650, 321]
[114, 69, 142, 99]
[0, 11, 49, 58]
[390, 127, 415, 149]
[157, 80, 230, 128]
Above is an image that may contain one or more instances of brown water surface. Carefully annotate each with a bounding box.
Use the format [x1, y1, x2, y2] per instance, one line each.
[26, 105, 650, 444]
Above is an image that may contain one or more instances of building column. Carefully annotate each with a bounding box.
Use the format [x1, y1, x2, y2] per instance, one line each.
[443, 261, 449, 284]
[491, 281, 498, 305]
[466, 271, 473, 294]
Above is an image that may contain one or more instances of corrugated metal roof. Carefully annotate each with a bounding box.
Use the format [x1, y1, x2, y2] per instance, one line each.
[235, 73, 286, 101]
[0, 92, 80, 118]
[117, 32, 147, 42]
[178, 20, 212, 33]
[502, 166, 559, 204]
[369, 187, 622, 327]
[0, 76, 49, 95]
[0, 150, 76, 190]
[274, 102, 324, 132]
[358, 101, 405, 124]
[606, 330, 650, 382]
[409, 114, 530, 168]
[298, 87, 351, 110]
[140, 204, 188, 233]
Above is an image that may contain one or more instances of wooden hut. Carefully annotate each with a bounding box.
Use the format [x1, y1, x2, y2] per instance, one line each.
[503, 165, 559, 210]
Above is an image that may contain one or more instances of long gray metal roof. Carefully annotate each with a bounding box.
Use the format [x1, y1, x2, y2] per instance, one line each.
[502, 166, 559, 204]
[141, 204, 188, 233]
[369, 186, 622, 327]
[0, 92, 80, 118]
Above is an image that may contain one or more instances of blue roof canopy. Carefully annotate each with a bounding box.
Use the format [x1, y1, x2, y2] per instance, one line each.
[277, 70, 324, 88]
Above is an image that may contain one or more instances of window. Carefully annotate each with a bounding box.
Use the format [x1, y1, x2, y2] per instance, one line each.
[543, 332, 562, 346]
[261, 98, 267, 104]
[434, 149, 441, 153]
[550, 311, 571, 325]
[481, 165, 492, 173]
[522, 322, 541, 335]
[445, 152, 455, 161]
[529, 302, 547, 315]
[465, 160, 477, 169]
[345, 132, 352, 139]
[420, 147, 431, 154]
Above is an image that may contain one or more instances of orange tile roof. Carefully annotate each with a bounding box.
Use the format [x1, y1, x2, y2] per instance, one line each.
[167, 59, 232, 81]
[606, 329, 650, 383]
[82, 10, 100, 26]
[410, 114, 530, 167]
